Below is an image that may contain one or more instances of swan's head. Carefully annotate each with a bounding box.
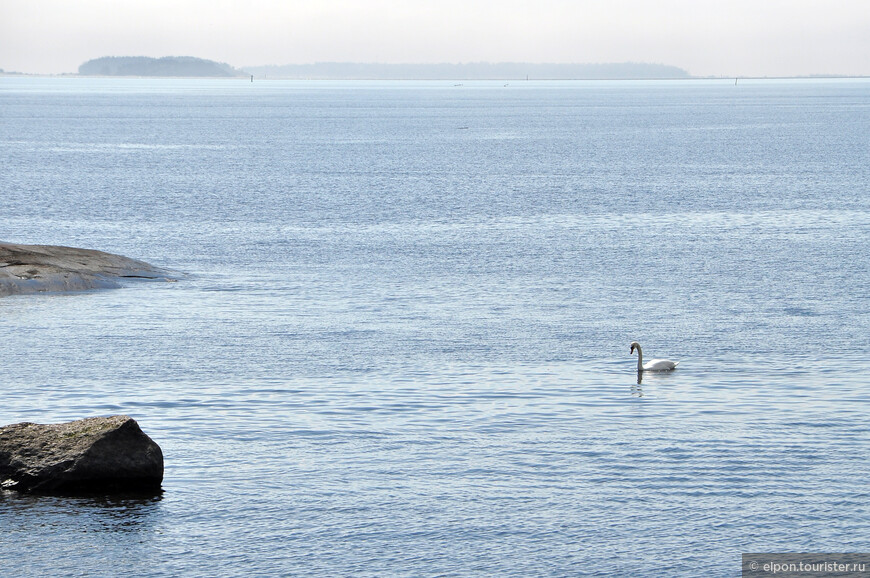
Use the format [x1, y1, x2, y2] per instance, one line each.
[630, 341, 640, 355]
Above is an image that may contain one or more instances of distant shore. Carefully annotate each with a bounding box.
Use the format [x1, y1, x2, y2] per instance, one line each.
[3, 71, 868, 81]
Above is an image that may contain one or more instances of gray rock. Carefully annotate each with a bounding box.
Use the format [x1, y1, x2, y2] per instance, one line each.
[0, 416, 163, 494]
[0, 242, 172, 297]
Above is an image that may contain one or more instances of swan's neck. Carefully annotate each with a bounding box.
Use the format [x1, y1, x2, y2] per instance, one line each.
[634, 345, 643, 371]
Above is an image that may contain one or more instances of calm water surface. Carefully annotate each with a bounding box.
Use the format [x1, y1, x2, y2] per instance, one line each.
[1, 77, 869, 576]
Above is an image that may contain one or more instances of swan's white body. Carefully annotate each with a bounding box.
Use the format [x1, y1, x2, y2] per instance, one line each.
[630, 341, 679, 372]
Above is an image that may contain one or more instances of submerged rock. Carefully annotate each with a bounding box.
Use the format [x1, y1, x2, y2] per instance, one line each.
[0, 242, 171, 297]
[0, 416, 163, 494]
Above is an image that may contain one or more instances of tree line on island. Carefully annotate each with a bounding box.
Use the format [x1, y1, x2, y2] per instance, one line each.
[79, 56, 247, 77]
[78, 56, 691, 80]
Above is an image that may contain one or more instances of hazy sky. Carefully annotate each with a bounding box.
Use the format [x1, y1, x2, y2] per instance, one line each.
[2, 0, 868, 77]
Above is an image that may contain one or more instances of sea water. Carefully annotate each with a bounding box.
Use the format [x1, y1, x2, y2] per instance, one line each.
[1, 77, 869, 576]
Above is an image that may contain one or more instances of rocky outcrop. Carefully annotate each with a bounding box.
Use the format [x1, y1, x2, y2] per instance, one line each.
[0, 242, 171, 297]
[0, 416, 163, 494]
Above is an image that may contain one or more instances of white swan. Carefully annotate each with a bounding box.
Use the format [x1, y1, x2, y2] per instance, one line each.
[630, 341, 679, 372]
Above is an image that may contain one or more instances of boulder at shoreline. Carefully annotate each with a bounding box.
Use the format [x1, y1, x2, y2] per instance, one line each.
[0, 242, 170, 297]
[0, 416, 163, 494]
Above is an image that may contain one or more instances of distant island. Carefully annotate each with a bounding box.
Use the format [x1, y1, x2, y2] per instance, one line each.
[74, 58, 690, 80]
[79, 56, 247, 77]
[244, 62, 691, 80]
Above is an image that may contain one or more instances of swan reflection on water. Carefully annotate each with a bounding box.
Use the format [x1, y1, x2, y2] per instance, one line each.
[631, 377, 644, 396]
[634, 365, 681, 387]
